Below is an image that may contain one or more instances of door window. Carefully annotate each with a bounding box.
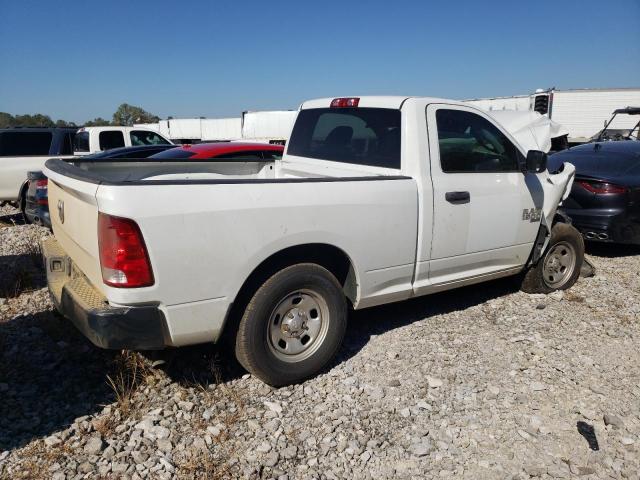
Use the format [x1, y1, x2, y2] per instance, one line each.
[99, 131, 125, 150]
[435, 109, 520, 173]
[130, 130, 171, 146]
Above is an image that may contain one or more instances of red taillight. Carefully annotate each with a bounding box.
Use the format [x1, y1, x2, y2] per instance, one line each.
[577, 181, 627, 194]
[330, 97, 360, 108]
[36, 178, 48, 205]
[98, 213, 154, 288]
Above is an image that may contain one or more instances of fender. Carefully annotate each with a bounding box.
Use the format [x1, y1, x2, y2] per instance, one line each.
[529, 162, 576, 265]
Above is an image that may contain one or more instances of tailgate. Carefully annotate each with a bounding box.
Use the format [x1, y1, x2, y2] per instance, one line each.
[46, 170, 104, 293]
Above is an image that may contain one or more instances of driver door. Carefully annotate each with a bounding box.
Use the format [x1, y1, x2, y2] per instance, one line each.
[426, 104, 539, 285]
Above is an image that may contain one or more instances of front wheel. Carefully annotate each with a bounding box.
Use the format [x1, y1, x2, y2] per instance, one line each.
[235, 263, 347, 386]
[521, 223, 584, 294]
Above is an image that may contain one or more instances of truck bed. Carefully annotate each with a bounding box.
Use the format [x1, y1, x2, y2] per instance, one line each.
[43, 157, 418, 346]
[45, 157, 401, 184]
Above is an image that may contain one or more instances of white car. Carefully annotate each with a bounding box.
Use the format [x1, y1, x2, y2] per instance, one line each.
[42, 96, 582, 386]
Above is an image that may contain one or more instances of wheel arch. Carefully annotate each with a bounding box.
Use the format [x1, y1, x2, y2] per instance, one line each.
[19, 179, 29, 208]
[220, 243, 358, 342]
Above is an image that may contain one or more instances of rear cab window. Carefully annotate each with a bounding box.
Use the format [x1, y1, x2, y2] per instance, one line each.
[99, 131, 125, 151]
[287, 108, 401, 169]
[130, 130, 171, 146]
[0, 131, 53, 156]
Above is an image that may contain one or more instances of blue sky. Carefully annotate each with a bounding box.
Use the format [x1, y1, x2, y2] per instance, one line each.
[1, 0, 639, 123]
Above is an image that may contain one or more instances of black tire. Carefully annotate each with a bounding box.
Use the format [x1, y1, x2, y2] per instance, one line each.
[521, 222, 584, 294]
[235, 263, 347, 386]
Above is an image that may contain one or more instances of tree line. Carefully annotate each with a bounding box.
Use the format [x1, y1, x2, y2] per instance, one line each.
[0, 104, 160, 128]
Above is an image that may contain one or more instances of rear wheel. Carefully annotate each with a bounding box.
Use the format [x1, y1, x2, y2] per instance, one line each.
[235, 263, 347, 386]
[521, 223, 584, 293]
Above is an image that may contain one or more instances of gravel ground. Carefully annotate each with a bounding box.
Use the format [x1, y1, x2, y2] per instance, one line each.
[1, 203, 639, 480]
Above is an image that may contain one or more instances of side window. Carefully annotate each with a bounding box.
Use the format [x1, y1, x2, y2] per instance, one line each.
[60, 132, 75, 155]
[99, 131, 125, 151]
[73, 131, 90, 152]
[0, 132, 52, 156]
[435, 109, 520, 173]
[130, 130, 170, 146]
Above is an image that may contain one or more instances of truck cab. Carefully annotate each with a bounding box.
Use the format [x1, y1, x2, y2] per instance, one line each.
[72, 126, 172, 155]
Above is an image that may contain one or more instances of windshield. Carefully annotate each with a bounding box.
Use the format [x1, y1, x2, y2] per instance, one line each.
[287, 108, 401, 169]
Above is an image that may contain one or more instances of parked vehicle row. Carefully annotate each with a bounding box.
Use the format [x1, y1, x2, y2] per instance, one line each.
[23, 144, 176, 226]
[42, 95, 583, 386]
[0, 126, 172, 213]
[23, 143, 284, 227]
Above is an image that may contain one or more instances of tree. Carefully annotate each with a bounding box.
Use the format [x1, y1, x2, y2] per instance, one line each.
[55, 119, 77, 127]
[12, 113, 55, 127]
[112, 103, 159, 126]
[84, 117, 111, 127]
[0, 112, 14, 128]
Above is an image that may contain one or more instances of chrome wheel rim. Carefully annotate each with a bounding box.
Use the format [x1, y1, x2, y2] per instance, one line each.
[542, 241, 576, 289]
[267, 289, 330, 362]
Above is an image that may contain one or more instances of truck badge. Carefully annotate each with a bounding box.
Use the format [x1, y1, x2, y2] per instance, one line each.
[522, 208, 541, 222]
[57, 200, 65, 224]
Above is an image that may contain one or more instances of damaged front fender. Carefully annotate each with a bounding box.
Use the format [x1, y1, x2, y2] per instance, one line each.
[540, 162, 575, 229]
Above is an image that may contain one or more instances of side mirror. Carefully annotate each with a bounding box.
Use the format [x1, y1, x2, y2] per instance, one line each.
[525, 150, 547, 173]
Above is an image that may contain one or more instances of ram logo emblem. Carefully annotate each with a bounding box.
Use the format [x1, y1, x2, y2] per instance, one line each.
[522, 207, 541, 222]
[57, 200, 65, 224]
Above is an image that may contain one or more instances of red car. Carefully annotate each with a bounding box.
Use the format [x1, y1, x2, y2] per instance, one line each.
[149, 142, 284, 160]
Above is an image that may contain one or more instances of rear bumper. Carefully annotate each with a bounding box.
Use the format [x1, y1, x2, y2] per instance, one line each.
[24, 201, 51, 228]
[42, 237, 169, 350]
[563, 208, 640, 245]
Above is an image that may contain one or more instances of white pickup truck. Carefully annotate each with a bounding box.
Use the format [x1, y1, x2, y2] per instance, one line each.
[42, 96, 582, 386]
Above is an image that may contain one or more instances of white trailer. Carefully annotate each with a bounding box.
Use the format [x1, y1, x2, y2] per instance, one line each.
[241, 110, 297, 144]
[464, 88, 640, 144]
[135, 118, 242, 143]
[135, 111, 296, 144]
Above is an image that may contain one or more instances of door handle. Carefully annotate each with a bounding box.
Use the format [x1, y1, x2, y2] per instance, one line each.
[445, 191, 470, 204]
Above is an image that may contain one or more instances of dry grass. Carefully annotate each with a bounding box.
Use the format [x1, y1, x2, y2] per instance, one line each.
[0, 229, 46, 300]
[4, 440, 74, 480]
[564, 290, 585, 303]
[173, 358, 245, 479]
[105, 351, 153, 420]
[176, 447, 233, 480]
